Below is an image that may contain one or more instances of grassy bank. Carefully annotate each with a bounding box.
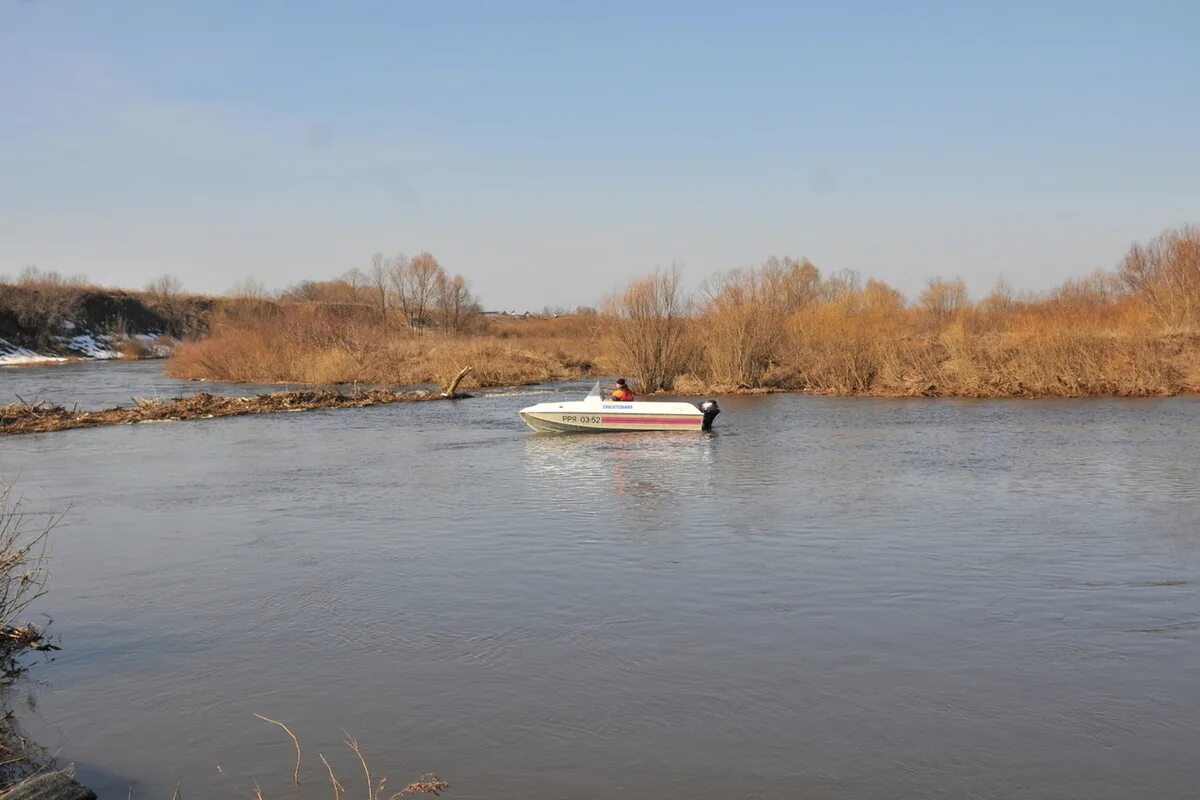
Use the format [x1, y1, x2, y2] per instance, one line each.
[0, 268, 212, 359]
[165, 227, 1200, 398]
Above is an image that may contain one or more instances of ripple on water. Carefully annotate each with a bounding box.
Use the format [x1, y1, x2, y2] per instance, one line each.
[6, 379, 1200, 800]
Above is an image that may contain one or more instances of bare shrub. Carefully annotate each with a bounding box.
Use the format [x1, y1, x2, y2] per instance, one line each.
[146, 274, 184, 302]
[0, 484, 58, 683]
[230, 277, 270, 299]
[117, 337, 154, 360]
[162, 226, 1200, 398]
[369, 254, 391, 319]
[699, 265, 788, 388]
[0, 483, 61, 787]
[166, 305, 602, 388]
[1119, 225, 1200, 327]
[142, 274, 214, 338]
[605, 267, 692, 392]
[17, 266, 89, 289]
[0, 272, 87, 349]
[919, 276, 969, 324]
[784, 287, 908, 393]
[1050, 269, 1124, 311]
[434, 273, 481, 334]
[280, 277, 371, 305]
[979, 277, 1017, 318]
[763, 256, 823, 311]
[819, 268, 862, 302]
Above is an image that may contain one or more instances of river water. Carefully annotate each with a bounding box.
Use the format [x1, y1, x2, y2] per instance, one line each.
[2, 361, 1198, 799]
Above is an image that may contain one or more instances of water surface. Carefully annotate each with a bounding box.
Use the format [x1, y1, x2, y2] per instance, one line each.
[1, 359, 311, 409]
[2, 365, 1198, 798]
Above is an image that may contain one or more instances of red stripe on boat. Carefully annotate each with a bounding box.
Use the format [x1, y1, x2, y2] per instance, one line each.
[600, 417, 699, 424]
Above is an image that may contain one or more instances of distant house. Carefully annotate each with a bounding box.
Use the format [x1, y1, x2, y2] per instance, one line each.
[481, 310, 539, 319]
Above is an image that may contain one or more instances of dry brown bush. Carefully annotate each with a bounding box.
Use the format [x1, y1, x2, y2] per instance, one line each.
[696, 258, 820, 389]
[165, 225, 1200, 398]
[0, 484, 58, 683]
[605, 267, 693, 392]
[117, 337, 152, 360]
[0, 268, 91, 349]
[1119, 225, 1200, 327]
[167, 304, 602, 388]
[919, 276, 969, 325]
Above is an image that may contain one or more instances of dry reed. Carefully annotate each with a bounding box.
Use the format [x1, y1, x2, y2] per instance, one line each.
[250, 715, 447, 799]
[163, 225, 1200, 398]
[0, 483, 60, 787]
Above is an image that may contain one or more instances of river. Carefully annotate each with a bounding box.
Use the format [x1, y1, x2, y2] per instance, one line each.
[2, 361, 1198, 798]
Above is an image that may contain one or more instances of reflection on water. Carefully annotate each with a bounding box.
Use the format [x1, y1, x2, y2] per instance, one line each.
[1, 375, 1198, 799]
[523, 431, 716, 501]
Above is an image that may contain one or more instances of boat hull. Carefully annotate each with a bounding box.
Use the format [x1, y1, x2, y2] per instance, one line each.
[520, 408, 703, 433]
[518, 383, 718, 433]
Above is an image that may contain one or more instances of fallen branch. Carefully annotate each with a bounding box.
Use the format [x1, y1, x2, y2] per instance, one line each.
[441, 366, 473, 399]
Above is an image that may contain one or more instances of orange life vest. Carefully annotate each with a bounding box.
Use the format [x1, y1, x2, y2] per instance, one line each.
[611, 387, 635, 401]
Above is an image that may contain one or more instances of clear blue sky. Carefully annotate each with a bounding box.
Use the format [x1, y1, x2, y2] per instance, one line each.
[3, 1, 1198, 309]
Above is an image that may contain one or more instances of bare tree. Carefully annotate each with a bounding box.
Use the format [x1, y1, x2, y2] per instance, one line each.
[390, 251, 442, 333]
[146, 274, 184, 301]
[764, 256, 822, 312]
[980, 276, 1015, 316]
[436, 273, 480, 333]
[862, 278, 905, 313]
[1051, 269, 1123, 310]
[1119, 225, 1200, 326]
[700, 263, 788, 387]
[369, 253, 390, 319]
[608, 266, 691, 392]
[820, 268, 862, 302]
[343, 268, 370, 305]
[229, 277, 269, 299]
[18, 266, 89, 289]
[919, 276, 969, 323]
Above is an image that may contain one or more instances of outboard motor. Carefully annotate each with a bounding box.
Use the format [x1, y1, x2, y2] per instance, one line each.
[697, 399, 721, 431]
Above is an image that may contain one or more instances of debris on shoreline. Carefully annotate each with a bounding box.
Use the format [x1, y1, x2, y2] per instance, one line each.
[0, 388, 445, 436]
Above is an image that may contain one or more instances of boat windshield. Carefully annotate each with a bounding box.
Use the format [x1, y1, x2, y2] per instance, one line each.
[585, 380, 603, 402]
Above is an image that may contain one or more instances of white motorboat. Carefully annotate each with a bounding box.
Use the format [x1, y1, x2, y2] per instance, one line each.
[519, 381, 720, 433]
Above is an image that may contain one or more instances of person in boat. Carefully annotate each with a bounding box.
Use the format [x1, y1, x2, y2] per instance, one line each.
[610, 378, 635, 401]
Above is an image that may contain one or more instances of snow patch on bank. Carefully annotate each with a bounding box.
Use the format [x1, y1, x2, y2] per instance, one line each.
[0, 338, 68, 366]
[60, 333, 120, 359]
[1, 330, 172, 365]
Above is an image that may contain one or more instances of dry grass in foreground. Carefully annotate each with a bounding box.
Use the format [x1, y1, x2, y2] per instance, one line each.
[0, 389, 445, 437]
[240, 714, 447, 800]
[0, 483, 61, 788]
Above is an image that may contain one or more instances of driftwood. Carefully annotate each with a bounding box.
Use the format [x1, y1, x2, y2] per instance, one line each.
[442, 366, 473, 398]
[0, 388, 446, 437]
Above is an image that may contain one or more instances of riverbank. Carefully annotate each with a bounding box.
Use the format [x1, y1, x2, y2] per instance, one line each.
[169, 318, 1200, 399]
[1, 273, 205, 365]
[163, 227, 1200, 398]
[0, 388, 446, 436]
